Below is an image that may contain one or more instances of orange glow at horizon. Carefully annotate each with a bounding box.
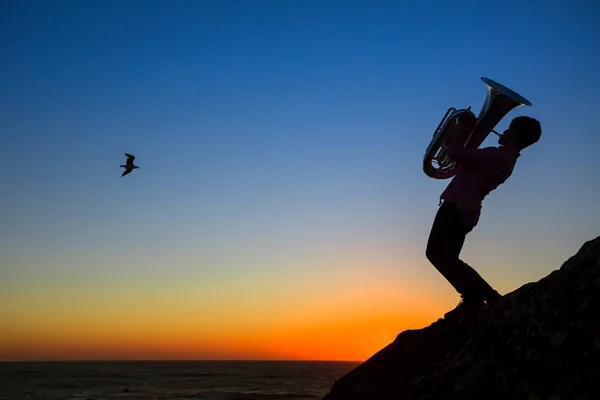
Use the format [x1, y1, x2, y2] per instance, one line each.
[1, 299, 441, 362]
[2, 254, 450, 362]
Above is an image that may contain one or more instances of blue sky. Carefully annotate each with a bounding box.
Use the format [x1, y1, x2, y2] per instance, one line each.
[1, 0, 599, 360]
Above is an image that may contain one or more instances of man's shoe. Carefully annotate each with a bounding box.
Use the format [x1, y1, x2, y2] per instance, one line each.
[443, 298, 485, 321]
[485, 290, 502, 304]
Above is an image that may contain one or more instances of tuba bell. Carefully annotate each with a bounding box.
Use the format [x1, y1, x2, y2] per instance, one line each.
[423, 77, 533, 179]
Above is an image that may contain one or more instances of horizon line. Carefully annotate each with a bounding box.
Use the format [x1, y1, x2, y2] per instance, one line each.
[0, 359, 364, 363]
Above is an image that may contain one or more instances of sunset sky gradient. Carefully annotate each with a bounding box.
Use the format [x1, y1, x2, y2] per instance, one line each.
[1, 0, 599, 362]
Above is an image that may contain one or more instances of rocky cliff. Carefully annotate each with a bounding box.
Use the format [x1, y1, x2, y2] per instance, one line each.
[322, 235, 600, 400]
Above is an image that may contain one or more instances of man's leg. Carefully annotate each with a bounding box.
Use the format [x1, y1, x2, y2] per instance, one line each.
[426, 201, 500, 303]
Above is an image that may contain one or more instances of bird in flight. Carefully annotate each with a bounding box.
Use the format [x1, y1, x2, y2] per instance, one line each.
[120, 153, 139, 177]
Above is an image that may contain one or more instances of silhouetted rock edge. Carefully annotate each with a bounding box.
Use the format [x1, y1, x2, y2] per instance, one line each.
[322, 235, 600, 400]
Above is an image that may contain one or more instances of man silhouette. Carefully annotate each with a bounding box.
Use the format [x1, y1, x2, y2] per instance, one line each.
[425, 113, 542, 319]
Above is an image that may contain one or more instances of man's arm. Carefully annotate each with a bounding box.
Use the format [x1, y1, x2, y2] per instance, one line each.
[446, 116, 502, 168]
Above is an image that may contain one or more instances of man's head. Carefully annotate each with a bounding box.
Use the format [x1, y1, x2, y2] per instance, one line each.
[498, 116, 542, 150]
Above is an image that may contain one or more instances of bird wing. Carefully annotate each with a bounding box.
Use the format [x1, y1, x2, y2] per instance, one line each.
[121, 169, 132, 177]
[124, 153, 135, 161]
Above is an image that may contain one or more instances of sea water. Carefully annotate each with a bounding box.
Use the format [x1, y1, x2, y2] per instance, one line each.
[0, 360, 359, 400]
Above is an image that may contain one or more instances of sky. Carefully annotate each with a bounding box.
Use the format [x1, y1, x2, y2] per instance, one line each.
[1, 0, 599, 362]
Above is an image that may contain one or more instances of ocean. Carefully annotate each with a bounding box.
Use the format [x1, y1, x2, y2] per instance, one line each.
[0, 360, 359, 400]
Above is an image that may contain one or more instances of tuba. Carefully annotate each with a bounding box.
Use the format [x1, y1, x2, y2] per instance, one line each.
[423, 77, 533, 179]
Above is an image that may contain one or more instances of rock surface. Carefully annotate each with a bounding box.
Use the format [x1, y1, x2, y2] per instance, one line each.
[322, 235, 600, 400]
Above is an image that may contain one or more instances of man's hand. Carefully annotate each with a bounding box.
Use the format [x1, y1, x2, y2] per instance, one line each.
[451, 112, 476, 145]
[457, 112, 477, 126]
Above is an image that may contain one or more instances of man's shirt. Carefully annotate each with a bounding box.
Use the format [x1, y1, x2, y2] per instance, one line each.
[439, 132, 521, 228]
